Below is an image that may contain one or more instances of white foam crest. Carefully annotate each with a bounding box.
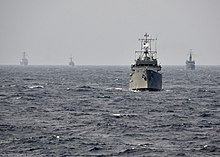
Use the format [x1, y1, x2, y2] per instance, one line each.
[132, 90, 140, 93]
[29, 85, 44, 89]
[105, 87, 127, 92]
[115, 87, 123, 90]
[112, 113, 121, 117]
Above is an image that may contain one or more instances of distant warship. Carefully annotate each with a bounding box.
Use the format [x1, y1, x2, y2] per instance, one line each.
[20, 52, 28, 66]
[129, 33, 162, 91]
[69, 57, 75, 67]
[186, 49, 195, 70]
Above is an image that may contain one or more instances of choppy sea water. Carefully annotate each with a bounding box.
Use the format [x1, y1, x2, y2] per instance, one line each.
[0, 65, 219, 157]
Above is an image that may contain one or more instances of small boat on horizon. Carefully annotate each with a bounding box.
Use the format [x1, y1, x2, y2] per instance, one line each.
[20, 52, 28, 66]
[69, 57, 75, 67]
[186, 49, 195, 70]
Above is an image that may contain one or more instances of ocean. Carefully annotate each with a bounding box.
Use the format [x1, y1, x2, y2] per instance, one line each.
[0, 65, 220, 157]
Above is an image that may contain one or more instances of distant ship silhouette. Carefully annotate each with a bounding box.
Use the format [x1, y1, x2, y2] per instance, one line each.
[186, 49, 195, 70]
[20, 52, 28, 66]
[69, 57, 74, 67]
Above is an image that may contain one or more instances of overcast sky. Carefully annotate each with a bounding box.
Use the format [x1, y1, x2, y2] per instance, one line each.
[0, 0, 220, 65]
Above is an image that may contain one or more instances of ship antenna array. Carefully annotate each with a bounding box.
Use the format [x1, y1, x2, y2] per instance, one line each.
[155, 35, 158, 58]
[138, 33, 157, 58]
[23, 52, 27, 59]
[189, 49, 193, 61]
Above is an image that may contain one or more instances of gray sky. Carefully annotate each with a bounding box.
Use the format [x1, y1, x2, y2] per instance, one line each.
[0, 0, 220, 65]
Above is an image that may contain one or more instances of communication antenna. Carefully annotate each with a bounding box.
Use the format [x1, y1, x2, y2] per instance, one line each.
[155, 35, 158, 58]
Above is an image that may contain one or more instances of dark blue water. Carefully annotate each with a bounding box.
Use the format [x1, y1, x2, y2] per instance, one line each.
[0, 65, 220, 157]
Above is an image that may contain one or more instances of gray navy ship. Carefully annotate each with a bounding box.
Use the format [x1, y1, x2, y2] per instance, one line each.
[20, 52, 28, 66]
[69, 57, 75, 67]
[129, 33, 162, 91]
[186, 49, 195, 70]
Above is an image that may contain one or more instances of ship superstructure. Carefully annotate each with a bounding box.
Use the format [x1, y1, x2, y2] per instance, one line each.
[20, 52, 28, 66]
[186, 49, 195, 70]
[129, 33, 162, 91]
[69, 57, 75, 67]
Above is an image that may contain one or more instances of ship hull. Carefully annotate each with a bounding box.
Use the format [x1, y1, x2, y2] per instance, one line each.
[129, 68, 162, 91]
[69, 62, 74, 66]
[186, 60, 195, 70]
[20, 59, 28, 66]
[186, 63, 195, 70]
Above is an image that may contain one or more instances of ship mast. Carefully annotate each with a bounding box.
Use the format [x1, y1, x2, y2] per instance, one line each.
[189, 49, 193, 61]
[70, 57, 73, 62]
[138, 33, 157, 60]
[22, 52, 26, 59]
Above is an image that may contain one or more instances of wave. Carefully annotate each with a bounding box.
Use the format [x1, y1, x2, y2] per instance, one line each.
[75, 85, 96, 92]
[29, 85, 44, 89]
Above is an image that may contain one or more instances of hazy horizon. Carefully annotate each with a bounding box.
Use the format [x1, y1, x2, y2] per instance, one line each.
[1, 0, 220, 66]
